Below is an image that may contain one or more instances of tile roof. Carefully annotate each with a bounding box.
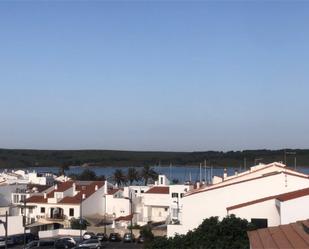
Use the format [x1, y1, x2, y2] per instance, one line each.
[59, 181, 104, 204]
[26, 181, 104, 204]
[186, 171, 308, 197]
[145, 186, 169, 194]
[247, 220, 309, 249]
[107, 188, 121, 195]
[227, 187, 309, 211]
[114, 214, 133, 221]
[26, 195, 47, 203]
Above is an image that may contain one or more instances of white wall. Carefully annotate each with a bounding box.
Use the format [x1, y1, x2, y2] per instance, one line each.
[82, 186, 105, 216]
[0, 215, 24, 236]
[280, 195, 309, 224]
[228, 199, 281, 227]
[170, 172, 309, 236]
[106, 195, 130, 217]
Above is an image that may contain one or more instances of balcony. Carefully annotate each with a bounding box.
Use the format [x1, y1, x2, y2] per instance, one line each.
[45, 213, 66, 221]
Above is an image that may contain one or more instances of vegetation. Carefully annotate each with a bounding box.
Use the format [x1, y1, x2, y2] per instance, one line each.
[70, 217, 89, 230]
[141, 165, 158, 185]
[146, 215, 255, 249]
[112, 169, 127, 186]
[69, 169, 105, 181]
[127, 167, 140, 185]
[0, 148, 307, 169]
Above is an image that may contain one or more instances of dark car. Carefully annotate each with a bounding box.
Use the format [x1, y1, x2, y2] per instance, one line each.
[24, 240, 55, 249]
[137, 235, 145, 244]
[82, 233, 95, 240]
[55, 238, 76, 249]
[108, 233, 121, 242]
[123, 233, 135, 243]
[96, 234, 108, 242]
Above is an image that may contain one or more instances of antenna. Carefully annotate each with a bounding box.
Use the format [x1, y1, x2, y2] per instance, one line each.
[199, 163, 202, 183]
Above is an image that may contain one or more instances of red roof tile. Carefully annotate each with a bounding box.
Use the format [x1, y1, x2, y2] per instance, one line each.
[59, 181, 104, 204]
[115, 214, 133, 221]
[145, 186, 169, 194]
[248, 220, 309, 249]
[227, 187, 309, 211]
[26, 195, 47, 203]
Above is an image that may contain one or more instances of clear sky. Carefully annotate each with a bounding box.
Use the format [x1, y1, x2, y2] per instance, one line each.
[0, 1, 308, 151]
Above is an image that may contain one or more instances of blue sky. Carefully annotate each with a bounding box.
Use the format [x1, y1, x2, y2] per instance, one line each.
[0, 1, 308, 151]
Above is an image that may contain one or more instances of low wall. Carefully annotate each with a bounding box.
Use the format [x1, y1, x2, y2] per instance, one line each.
[39, 229, 86, 238]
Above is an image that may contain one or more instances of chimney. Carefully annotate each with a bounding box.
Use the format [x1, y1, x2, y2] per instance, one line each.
[82, 193, 86, 199]
[235, 170, 238, 176]
[54, 184, 58, 190]
[196, 182, 200, 189]
[223, 168, 227, 180]
[44, 192, 47, 199]
[104, 180, 108, 194]
[72, 182, 76, 191]
[95, 185, 98, 191]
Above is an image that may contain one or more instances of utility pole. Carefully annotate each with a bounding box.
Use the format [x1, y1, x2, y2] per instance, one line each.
[23, 198, 26, 248]
[130, 191, 133, 238]
[79, 194, 83, 241]
[5, 211, 8, 249]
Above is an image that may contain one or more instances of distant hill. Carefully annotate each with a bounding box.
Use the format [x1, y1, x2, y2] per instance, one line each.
[0, 148, 308, 169]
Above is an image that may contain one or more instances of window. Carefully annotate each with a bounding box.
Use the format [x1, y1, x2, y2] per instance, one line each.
[164, 207, 168, 211]
[141, 190, 144, 193]
[160, 177, 163, 185]
[172, 193, 179, 198]
[135, 190, 138, 193]
[13, 195, 19, 203]
[20, 195, 26, 202]
[180, 193, 184, 198]
[41, 207, 45, 213]
[251, 218, 268, 229]
[69, 208, 74, 217]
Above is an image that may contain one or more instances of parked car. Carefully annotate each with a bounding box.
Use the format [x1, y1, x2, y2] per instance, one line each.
[123, 233, 135, 243]
[0, 237, 5, 248]
[137, 235, 145, 244]
[55, 237, 76, 249]
[82, 232, 95, 240]
[96, 234, 108, 242]
[108, 233, 121, 242]
[24, 240, 55, 249]
[77, 239, 102, 249]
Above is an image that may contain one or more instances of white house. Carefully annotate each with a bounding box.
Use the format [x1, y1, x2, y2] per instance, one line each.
[227, 187, 309, 227]
[23, 180, 105, 232]
[167, 162, 309, 237]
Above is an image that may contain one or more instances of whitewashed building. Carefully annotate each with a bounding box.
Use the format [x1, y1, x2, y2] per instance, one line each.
[167, 162, 309, 237]
[23, 180, 105, 231]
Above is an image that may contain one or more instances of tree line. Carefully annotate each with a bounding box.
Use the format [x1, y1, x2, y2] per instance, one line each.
[67, 165, 158, 186]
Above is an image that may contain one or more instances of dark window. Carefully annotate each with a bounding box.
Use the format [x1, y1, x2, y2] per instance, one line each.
[180, 193, 184, 198]
[141, 190, 144, 193]
[164, 207, 168, 211]
[172, 193, 179, 198]
[251, 218, 268, 229]
[160, 177, 163, 185]
[135, 190, 138, 193]
[69, 208, 74, 216]
[40, 207, 45, 213]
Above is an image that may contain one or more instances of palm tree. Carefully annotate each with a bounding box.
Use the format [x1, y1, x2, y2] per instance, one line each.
[113, 169, 127, 186]
[127, 168, 140, 185]
[140, 165, 158, 185]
